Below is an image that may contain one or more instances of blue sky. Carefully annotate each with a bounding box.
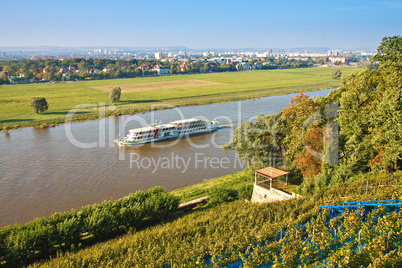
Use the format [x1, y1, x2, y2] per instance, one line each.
[2, 0, 401, 48]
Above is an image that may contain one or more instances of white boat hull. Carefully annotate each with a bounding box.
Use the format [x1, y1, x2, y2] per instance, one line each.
[115, 123, 219, 146]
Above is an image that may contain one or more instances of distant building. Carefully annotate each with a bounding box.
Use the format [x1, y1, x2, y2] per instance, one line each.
[207, 58, 226, 65]
[89, 69, 100, 74]
[153, 65, 169, 76]
[42, 66, 54, 73]
[236, 62, 250, 71]
[155, 52, 162, 59]
[58, 68, 68, 74]
[137, 64, 151, 75]
[179, 64, 189, 72]
[328, 56, 349, 64]
[10, 73, 32, 84]
[138, 65, 150, 71]
[254, 62, 263, 69]
[9, 76, 17, 84]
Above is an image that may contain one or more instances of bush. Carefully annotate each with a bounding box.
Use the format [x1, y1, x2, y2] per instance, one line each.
[237, 184, 254, 200]
[0, 187, 179, 266]
[208, 188, 238, 206]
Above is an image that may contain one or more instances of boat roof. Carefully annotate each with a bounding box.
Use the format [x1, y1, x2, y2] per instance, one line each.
[171, 118, 203, 124]
[128, 119, 207, 133]
[128, 123, 176, 133]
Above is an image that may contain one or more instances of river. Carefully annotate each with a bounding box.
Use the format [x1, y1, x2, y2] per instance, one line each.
[0, 88, 333, 227]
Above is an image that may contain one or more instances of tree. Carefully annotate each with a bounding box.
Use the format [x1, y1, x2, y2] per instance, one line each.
[202, 62, 210, 73]
[115, 70, 123, 78]
[223, 113, 284, 168]
[337, 69, 380, 174]
[369, 36, 402, 171]
[25, 71, 34, 81]
[281, 93, 319, 172]
[372, 35, 402, 70]
[294, 127, 323, 178]
[30, 97, 49, 114]
[331, 69, 342, 79]
[109, 87, 122, 103]
[371, 87, 402, 171]
[0, 72, 9, 84]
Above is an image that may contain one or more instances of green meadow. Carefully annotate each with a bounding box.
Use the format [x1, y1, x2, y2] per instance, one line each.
[0, 67, 359, 130]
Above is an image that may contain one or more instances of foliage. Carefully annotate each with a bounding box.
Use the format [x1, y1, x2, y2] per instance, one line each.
[331, 69, 342, 79]
[30, 97, 48, 114]
[281, 93, 321, 175]
[30, 171, 402, 267]
[207, 188, 238, 206]
[371, 82, 402, 171]
[236, 184, 254, 200]
[0, 56, 323, 85]
[0, 187, 179, 267]
[294, 127, 323, 178]
[109, 86, 121, 103]
[223, 113, 284, 168]
[373, 35, 402, 72]
[225, 36, 402, 194]
[0, 72, 8, 85]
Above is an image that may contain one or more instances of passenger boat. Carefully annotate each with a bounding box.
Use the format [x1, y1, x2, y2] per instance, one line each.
[114, 118, 219, 146]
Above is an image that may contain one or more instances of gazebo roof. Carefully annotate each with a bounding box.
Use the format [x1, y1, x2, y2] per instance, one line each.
[255, 167, 289, 179]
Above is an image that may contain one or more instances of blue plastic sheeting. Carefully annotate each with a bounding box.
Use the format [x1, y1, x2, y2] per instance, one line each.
[343, 199, 402, 205]
[226, 261, 243, 268]
[189, 199, 402, 268]
[320, 199, 402, 219]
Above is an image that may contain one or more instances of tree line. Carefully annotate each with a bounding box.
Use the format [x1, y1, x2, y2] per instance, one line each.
[0, 57, 316, 84]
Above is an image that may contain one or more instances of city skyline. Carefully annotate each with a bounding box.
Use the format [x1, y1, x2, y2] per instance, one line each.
[1, 0, 401, 49]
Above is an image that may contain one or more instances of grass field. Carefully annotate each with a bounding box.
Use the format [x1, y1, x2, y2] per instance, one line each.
[171, 169, 254, 202]
[92, 79, 223, 93]
[0, 67, 360, 130]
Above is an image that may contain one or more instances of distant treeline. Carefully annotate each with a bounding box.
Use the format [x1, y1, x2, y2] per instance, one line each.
[0, 187, 180, 267]
[0, 57, 315, 84]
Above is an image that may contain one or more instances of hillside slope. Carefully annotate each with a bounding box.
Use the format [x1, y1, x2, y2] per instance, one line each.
[33, 171, 402, 267]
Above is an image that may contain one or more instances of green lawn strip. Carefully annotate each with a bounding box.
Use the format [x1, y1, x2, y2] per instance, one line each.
[171, 169, 255, 202]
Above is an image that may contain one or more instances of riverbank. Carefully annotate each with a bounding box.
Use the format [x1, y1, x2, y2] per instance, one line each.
[0, 67, 359, 131]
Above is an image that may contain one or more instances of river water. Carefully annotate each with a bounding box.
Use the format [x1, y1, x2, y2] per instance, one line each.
[0, 89, 333, 227]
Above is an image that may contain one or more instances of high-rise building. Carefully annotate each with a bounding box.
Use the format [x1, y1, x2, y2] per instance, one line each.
[155, 52, 162, 59]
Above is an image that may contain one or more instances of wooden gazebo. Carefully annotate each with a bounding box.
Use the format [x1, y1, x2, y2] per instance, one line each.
[254, 167, 290, 189]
